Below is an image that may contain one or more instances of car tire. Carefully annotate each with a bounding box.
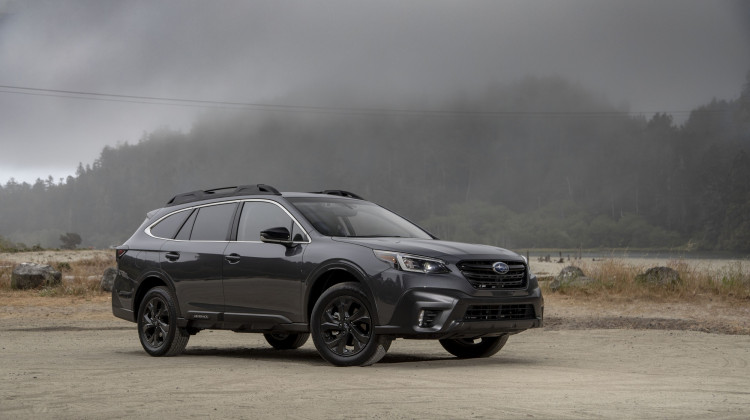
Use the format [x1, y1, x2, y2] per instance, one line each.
[439, 335, 509, 359]
[137, 286, 189, 357]
[263, 332, 310, 350]
[311, 282, 392, 366]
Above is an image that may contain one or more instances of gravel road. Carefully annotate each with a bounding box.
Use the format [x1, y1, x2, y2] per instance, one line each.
[1, 317, 749, 419]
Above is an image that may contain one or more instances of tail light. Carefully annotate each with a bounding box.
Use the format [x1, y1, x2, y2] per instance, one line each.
[115, 247, 128, 260]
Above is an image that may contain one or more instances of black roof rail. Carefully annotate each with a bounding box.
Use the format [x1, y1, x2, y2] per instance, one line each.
[166, 184, 281, 206]
[311, 190, 365, 200]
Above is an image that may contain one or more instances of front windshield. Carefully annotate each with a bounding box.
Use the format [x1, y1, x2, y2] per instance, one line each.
[287, 198, 433, 239]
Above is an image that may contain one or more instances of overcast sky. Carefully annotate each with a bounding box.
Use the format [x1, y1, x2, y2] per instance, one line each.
[1, 0, 748, 184]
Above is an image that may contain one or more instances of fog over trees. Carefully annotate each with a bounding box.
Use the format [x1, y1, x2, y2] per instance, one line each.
[1, 75, 749, 251]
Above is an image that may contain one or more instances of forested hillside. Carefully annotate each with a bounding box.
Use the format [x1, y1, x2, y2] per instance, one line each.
[1, 76, 749, 250]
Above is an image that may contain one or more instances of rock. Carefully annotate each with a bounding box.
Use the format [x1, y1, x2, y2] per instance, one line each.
[11, 263, 62, 289]
[100, 267, 118, 292]
[549, 265, 594, 292]
[636, 266, 681, 286]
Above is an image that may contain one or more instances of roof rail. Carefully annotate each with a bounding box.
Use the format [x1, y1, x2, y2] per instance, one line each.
[312, 190, 365, 200]
[166, 184, 280, 206]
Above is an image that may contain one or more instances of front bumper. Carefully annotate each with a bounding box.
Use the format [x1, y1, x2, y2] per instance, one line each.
[374, 286, 543, 339]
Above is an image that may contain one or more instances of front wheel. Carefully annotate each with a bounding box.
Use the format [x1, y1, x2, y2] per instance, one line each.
[263, 332, 310, 350]
[439, 335, 508, 359]
[137, 286, 189, 357]
[310, 282, 391, 366]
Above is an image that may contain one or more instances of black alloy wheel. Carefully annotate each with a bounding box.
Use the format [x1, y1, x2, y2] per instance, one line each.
[137, 286, 189, 357]
[263, 332, 310, 350]
[311, 282, 391, 366]
[439, 335, 509, 359]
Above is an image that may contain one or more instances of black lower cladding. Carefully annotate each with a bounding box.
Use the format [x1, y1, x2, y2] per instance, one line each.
[463, 304, 536, 322]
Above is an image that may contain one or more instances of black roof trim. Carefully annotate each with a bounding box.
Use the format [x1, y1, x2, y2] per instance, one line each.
[311, 190, 365, 200]
[166, 184, 281, 206]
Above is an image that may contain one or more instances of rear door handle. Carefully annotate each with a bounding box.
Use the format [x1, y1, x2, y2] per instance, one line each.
[165, 251, 180, 262]
[225, 253, 241, 264]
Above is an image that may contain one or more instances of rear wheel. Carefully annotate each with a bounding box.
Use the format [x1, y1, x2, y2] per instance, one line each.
[439, 335, 508, 359]
[311, 282, 391, 366]
[263, 332, 310, 350]
[137, 286, 189, 357]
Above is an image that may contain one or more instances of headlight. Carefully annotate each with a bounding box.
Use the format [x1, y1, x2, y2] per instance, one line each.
[373, 250, 450, 274]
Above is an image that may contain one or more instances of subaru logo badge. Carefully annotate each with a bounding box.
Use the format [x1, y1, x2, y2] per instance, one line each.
[492, 262, 510, 274]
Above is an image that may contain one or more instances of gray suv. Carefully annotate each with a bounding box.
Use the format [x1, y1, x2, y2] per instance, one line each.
[112, 184, 543, 366]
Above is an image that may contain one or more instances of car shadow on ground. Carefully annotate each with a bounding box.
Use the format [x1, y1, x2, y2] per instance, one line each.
[119, 346, 538, 367]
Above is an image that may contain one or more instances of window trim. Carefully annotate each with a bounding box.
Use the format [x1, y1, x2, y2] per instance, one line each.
[234, 199, 311, 244]
[145, 199, 311, 244]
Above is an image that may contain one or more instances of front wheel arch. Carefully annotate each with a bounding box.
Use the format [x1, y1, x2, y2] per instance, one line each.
[305, 263, 378, 324]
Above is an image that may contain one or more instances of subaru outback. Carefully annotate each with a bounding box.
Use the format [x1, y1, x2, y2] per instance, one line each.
[112, 184, 543, 366]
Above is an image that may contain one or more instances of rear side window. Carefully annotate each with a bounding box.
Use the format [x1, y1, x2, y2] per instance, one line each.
[189, 203, 237, 241]
[174, 210, 197, 240]
[149, 210, 192, 239]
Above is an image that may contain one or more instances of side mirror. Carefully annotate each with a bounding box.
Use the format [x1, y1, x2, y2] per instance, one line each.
[260, 227, 293, 246]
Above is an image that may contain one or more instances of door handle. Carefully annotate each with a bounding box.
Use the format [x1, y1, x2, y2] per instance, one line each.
[225, 253, 241, 264]
[165, 251, 180, 262]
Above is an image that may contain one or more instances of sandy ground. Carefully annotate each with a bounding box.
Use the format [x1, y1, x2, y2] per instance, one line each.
[1, 251, 749, 418]
[0, 293, 748, 419]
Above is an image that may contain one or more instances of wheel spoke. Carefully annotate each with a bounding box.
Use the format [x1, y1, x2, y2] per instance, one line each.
[349, 324, 369, 347]
[147, 327, 158, 346]
[319, 321, 340, 333]
[336, 332, 348, 354]
[324, 332, 344, 350]
[337, 298, 352, 319]
[142, 312, 154, 328]
[348, 311, 370, 325]
[323, 308, 338, 325]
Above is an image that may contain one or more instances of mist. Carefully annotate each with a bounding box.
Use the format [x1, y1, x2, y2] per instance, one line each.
[0, 0, 748, 183]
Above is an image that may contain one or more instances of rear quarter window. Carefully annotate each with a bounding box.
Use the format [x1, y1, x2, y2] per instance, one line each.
[149, 210, 192, 239]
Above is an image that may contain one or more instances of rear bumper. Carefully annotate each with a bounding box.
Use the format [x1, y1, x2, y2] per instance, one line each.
[112, 305, 135, 322]
[374, 286, 543, 339]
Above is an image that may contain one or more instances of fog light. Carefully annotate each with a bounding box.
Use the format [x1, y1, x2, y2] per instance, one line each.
[418, 309, 440, 328]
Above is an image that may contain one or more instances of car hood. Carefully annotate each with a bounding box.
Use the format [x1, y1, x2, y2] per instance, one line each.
[331, 237, 523, 263]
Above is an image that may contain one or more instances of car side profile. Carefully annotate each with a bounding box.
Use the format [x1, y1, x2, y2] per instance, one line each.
[112, 184, 543, 366]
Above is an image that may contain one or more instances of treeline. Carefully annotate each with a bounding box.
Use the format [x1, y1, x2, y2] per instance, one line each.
[1, 75, 749, 251]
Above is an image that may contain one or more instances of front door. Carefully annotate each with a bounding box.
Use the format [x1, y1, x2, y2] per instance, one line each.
[222, 201, 309, 324]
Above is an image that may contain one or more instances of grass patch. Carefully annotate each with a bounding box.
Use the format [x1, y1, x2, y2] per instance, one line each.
[542, 259, 750, 301]
[0, 252, 114, 299]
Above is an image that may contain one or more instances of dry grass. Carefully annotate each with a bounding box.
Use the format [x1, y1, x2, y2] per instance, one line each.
[542, 258, 750, 302]
[0, 251, 115, 299]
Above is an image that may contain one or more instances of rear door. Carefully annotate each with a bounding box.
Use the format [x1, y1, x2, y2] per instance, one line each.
[159, 202, 237, 320]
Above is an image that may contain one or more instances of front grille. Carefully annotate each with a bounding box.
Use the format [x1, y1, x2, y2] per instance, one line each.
[463, 304, 536, 321]
[457, 260, 527, 289]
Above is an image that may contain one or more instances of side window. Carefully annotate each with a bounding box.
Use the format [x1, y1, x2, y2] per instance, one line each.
[149, 210, 192, 239]
[189, 203, 237, 241]
[238, 202, 305, 242]
[290, 221, 307, 242]
[174, 210, 197, 240]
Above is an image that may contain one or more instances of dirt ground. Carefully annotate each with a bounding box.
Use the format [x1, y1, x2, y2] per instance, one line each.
[1, 292, 749, 419]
